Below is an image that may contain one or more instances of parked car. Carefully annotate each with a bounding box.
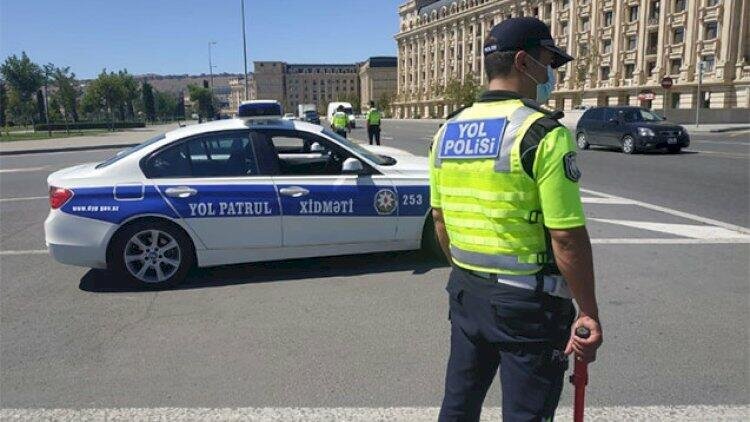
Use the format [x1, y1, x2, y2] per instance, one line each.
[575, 106, 690, 154]
[302, 110, 321, 125]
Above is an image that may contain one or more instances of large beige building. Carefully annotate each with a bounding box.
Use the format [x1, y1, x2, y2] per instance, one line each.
[394, 0, 750, 123]
[359, 57, 399, 110]
[254, 61, 360, 114]
[227, 75, 257, 114]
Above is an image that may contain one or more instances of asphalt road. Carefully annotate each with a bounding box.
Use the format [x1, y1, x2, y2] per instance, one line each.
[0, 121, 748, 419]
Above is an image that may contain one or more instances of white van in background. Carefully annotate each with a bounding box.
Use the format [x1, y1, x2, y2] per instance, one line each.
[326, 102, 356, 129]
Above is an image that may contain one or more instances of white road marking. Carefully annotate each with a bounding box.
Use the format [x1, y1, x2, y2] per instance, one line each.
[0, 166, 47, 173]
[580, 188, 750, 235]
[581, 197, 636, 205]
[0, 196, 48, 203]
[589, 218, 750, 240]
[0, 405, 747, 421]
[592, 238, 750, 244]
[0, 249, 48, 256]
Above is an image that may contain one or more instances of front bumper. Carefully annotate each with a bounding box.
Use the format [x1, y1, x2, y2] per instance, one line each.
[44, 210, 116, 269]
[636, 132, 690, 150]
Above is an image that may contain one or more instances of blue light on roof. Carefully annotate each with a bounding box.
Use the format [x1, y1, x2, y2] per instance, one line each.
[238, 101, 283, 118]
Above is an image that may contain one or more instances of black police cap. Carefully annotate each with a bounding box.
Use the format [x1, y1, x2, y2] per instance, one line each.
[483, 17, 574, 68]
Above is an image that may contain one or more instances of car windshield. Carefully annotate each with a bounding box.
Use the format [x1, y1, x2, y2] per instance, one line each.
[321, 128, 393, 166]
[96, 134, 166, 168]
[305, 111, 318, 116]
[620, 109, 663, 122]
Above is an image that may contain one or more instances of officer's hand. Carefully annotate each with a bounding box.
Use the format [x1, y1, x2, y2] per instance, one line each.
[564, 316, 603, 364]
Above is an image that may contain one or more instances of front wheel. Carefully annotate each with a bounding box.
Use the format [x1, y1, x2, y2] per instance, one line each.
[109, 220, 194, 289]
[621, 135, 636, 154]
[576, 132, 590, 150]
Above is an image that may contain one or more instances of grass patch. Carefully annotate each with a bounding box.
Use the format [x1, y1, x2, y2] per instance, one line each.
[0, 130, 110, 142]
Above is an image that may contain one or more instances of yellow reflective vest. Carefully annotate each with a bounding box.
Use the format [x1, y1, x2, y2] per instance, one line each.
[332, 111, 349, 130]
[366, 108, 382, 125]
[430, 99, 555, 275]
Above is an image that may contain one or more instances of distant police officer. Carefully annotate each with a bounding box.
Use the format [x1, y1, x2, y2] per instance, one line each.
[429, 18, 603, 421]
[366, 101, 382, 145]
[332, 105, 351, 138]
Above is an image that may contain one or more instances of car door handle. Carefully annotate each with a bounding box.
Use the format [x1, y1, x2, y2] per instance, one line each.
[279, 186, 309, 198]
[164, 186, 198, 198]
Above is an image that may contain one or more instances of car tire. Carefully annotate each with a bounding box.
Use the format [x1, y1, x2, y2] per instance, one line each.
[109, 220, 194, 289]
[667, 145, 682, 154]
[621, 135, 637, 154]
[576, 132, 590, 150]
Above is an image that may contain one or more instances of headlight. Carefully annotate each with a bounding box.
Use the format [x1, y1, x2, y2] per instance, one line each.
[637, 127, 655, 137]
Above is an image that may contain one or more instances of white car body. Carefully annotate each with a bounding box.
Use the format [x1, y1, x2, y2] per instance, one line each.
[44, 118, 431, 271]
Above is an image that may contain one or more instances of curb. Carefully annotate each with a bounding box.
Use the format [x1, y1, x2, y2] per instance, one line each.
[708, 126, 750, 133]
[0, 143, 137, 156]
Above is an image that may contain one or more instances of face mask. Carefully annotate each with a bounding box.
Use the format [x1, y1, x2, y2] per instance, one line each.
[524, 55, 556, 103]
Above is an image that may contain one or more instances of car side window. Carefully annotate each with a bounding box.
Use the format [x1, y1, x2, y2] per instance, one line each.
[589, 109, 603, 121]
[254, 130, 353, 176]
[603, 108, 615, 121]
[145, 131, 258, 178]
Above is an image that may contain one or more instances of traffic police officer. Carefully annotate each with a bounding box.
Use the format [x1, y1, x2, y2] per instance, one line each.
[429, 18, 603, 421]
[332, 104, 351, 138]
[365, 101, 382, 145]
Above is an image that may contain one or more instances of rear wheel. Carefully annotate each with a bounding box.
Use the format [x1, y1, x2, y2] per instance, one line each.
[109, 220, 194, 289]
[576, 132, 590, 150]
[621, 135, 636, 154]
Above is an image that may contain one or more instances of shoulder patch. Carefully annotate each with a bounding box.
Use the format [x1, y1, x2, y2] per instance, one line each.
[521, 98, 565, 120]
[563, 151, 582, 182]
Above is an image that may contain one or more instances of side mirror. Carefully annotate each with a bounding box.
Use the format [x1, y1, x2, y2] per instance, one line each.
[310, 142, 326, 153]
[342, 157, 364, 174]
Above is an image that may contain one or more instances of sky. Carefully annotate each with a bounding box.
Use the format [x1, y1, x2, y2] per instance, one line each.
[1, 0, 405, 79]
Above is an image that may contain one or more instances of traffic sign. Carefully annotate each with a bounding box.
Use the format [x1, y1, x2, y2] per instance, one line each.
[661, 76, 673, 89]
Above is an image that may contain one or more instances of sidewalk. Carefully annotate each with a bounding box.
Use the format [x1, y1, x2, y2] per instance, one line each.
[0, 122, 191, 156]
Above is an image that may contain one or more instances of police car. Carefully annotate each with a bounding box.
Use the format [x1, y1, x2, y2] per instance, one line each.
[45, 101, 437, 288]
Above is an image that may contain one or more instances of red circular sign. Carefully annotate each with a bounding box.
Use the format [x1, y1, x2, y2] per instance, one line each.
[661, 77, 673, 89]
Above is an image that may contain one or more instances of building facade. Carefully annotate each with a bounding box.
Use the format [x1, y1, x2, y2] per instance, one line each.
[394, 0, 750, 123]
[254, 61, 360, 114]
[358, 57, 399, 111]
[228, 75, 257, 114]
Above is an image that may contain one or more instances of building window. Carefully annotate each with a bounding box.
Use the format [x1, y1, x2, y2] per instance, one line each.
[560, 20, 568, 34]
[629, 5, 639, 22]
[647, 61, 657, 76]
[675, 0, 686, 11]
[561, 0, 569, 10]
[558, 70, 566, 81]
[601, 66, 610, 79]
[625, 63, 635, 78]
[671, 93, 681, 108]
[707, 0, 720, 6]
[580, 17, 590, 32]
[704, 21, 718, 40]
[533, 7, 539, 17]
[603, 39, 612, 54]
[673, 27, 684, 44]
[545, 4, 552, 16]
[603, 11, 613, 27]
[579, 43, 589, 56]
[702, 55, 715, 72]
[670, 58, 682, 74]
[649, 1, 660, 20]
[647, 32, 659, 54]
[627, 35, 638, 51]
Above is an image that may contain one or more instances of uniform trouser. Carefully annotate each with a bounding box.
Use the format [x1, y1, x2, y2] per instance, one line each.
[439, 267, 575, 422]
[367, 124, 381, 145]
[335, 129, 347, 139]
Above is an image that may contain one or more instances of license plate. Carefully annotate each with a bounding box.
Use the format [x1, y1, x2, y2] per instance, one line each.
[667, 137, 677, 144]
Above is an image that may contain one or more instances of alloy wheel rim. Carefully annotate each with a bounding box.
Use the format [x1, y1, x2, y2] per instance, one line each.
[578, 134, 587, 148]
[124, 229, 181, 283]
[623, 138, 634, 153]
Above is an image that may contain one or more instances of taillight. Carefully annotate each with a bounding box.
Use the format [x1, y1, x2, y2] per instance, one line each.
[49, 186, 73, 209]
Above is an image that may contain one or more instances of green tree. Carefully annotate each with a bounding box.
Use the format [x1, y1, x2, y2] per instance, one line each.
[574, 40, 598, 106]
[0, 52, 44, 125]
[118, 69, 139, 119]
[142, 81, 156, 121]
[51, 66, 80, 122]
[0, 81, 7, 127]
[376, 92, 395, 117]
[154, 90, 177, 121]
[82, 69, 127, 130]
[187, 84, 215, 120]
[36, 89, 45, 122]
[444, 74, 480, 110]
[175, 93, 186, 119]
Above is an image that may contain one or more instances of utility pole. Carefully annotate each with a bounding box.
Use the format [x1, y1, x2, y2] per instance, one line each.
[208, 41, 217, 93]
[695, 60, 703, 127]
[241, 0, 249, 101]
[43, 64, 52, 137]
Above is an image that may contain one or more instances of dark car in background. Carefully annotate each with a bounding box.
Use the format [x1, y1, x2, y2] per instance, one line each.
[575, 106, 690, 154]
[302, 110, 321, 125]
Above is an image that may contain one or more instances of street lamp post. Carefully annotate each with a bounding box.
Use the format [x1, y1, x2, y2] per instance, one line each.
[208, 41, 217, 94]
[241, 0, 249, 101]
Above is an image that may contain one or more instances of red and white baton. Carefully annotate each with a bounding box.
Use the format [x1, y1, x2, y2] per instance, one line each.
[570, 326, 591, 422]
